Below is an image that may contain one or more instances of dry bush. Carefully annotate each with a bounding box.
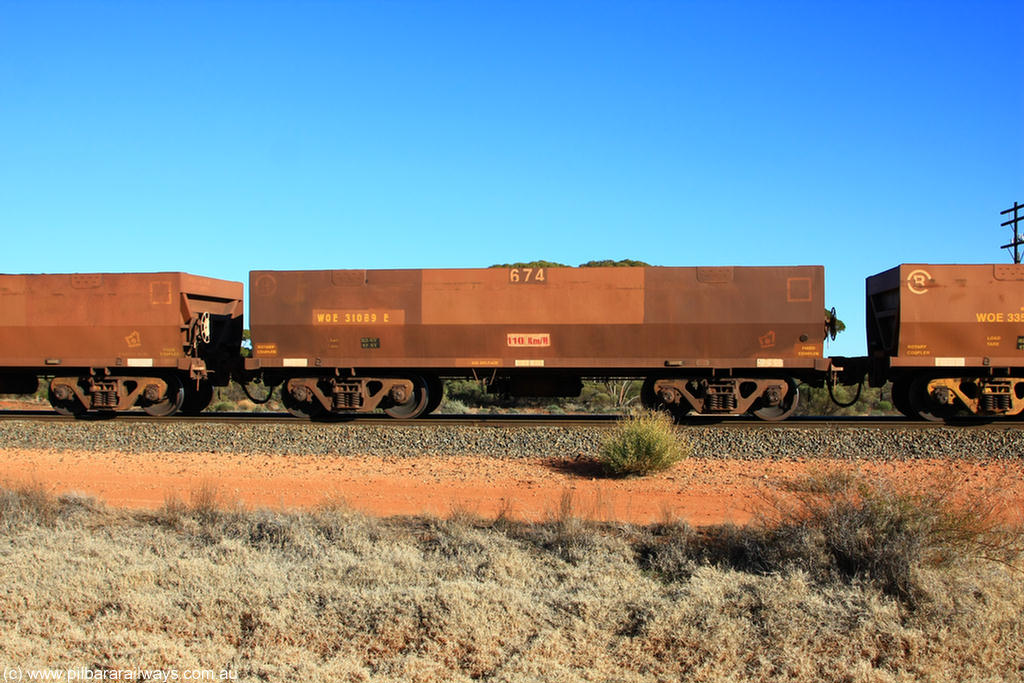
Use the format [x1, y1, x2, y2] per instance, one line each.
[189, 481, 223, 523]
[774, 469, 1021, 593]
[157, 492, 189, 530]
[636, 467, 1024, 608]
[597, 410, 690, 476]
[737, 468, 1020, 605]
[0, 480, 61, 528]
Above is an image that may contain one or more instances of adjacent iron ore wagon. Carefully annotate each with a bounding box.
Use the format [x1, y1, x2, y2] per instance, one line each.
[246, 265, 828, 420]
[864, 263, 1024, 420]
[0, 272, 243, 416]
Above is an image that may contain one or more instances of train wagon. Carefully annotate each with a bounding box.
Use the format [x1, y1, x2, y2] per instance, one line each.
[247, 265, 829, 420]
[0, 272, 244, 416]
[866, 263, 1024, 420]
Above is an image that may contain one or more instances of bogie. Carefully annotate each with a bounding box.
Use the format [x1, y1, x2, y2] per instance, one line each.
[45, 374, 187, 417]
[643, 375, 799, 421]
[280, 376, 434, 420]
[907, 374, 1024, 422]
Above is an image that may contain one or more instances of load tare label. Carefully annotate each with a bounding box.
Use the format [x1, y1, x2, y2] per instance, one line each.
[507, 333, 551, 347]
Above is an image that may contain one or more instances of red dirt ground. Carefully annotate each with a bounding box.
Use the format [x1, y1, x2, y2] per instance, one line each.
[2, 448, 1023, 525]
[0, 400, 46, 410]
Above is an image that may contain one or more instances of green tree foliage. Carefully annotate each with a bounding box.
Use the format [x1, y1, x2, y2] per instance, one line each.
[796, 383, 896, 416]
[579, 259, 651, 267]
[490, 259, 653, 268]
[826, 308, 847, 334]
[490, 260, 569, 268]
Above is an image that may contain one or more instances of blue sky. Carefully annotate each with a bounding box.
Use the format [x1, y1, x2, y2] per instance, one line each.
[1, 1, 1021, 356]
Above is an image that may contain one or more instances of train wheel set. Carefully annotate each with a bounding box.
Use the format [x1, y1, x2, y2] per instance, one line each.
[1, 263, 1023, 423]
[888, 373, 1024, 422]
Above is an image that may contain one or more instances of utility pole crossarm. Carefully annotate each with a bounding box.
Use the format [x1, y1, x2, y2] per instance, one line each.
[1000, 201, 1024, 264]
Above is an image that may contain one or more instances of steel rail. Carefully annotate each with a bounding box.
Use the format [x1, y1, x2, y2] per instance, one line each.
[0, 410, 1019, 429]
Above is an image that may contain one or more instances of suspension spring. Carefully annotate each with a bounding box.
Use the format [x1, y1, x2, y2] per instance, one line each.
[705, 390, 736, 412]
[979, 380, 1012, 414]
[980, 392, 1011, 413]
[91, 386, 119, 409]
[332, 384, 363, 410]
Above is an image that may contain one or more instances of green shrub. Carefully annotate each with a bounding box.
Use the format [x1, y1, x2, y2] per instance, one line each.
[597, 410, 690, 476]
[438, 397, 471, 414]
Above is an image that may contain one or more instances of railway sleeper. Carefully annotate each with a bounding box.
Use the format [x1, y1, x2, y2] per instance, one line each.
[284, 376, 417, 417]
[912, 376, 1024, 419]
[651, 376, 798, 421]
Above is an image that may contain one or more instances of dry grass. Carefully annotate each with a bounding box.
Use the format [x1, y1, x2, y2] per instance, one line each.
[1, 475, 1023, 682]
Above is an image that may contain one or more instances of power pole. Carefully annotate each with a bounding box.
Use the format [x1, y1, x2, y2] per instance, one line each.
[1001, 201, 1024, 264]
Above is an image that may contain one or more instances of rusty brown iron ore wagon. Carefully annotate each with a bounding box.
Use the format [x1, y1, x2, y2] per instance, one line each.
[0, 273, 243, 416]
[246, 266, 830, 420]
[2, 263, 1023, 422]
[863, 263, 1024, 421]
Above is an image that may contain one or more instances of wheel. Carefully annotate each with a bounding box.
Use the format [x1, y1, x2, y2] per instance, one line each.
[384, 376, 430, 419]
[142, 376, 185, 417]
[640, 377, 687, 421]
[181, 380, 214, 415]
[640, 378, 660, 410]
[281, 384, 325, 419]
[48, 385, 85, 417]
[425, 376, 444, 415]
[752, 377, 799, 421]
[908, 375, 959, 422]
[890, 379, 920, 419]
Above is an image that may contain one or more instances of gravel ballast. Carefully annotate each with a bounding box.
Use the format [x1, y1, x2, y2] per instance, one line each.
[1, 418, 1023, 459]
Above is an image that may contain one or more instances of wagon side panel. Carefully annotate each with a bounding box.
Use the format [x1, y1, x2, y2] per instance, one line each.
[249, 265, 825, 371]
[0, 273, 243, 371]
[889, 263, 1024, 368]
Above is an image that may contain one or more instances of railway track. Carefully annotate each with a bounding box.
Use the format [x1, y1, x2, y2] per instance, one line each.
[2, 409, 1021, 462]
[0, 409, 1019, 429]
